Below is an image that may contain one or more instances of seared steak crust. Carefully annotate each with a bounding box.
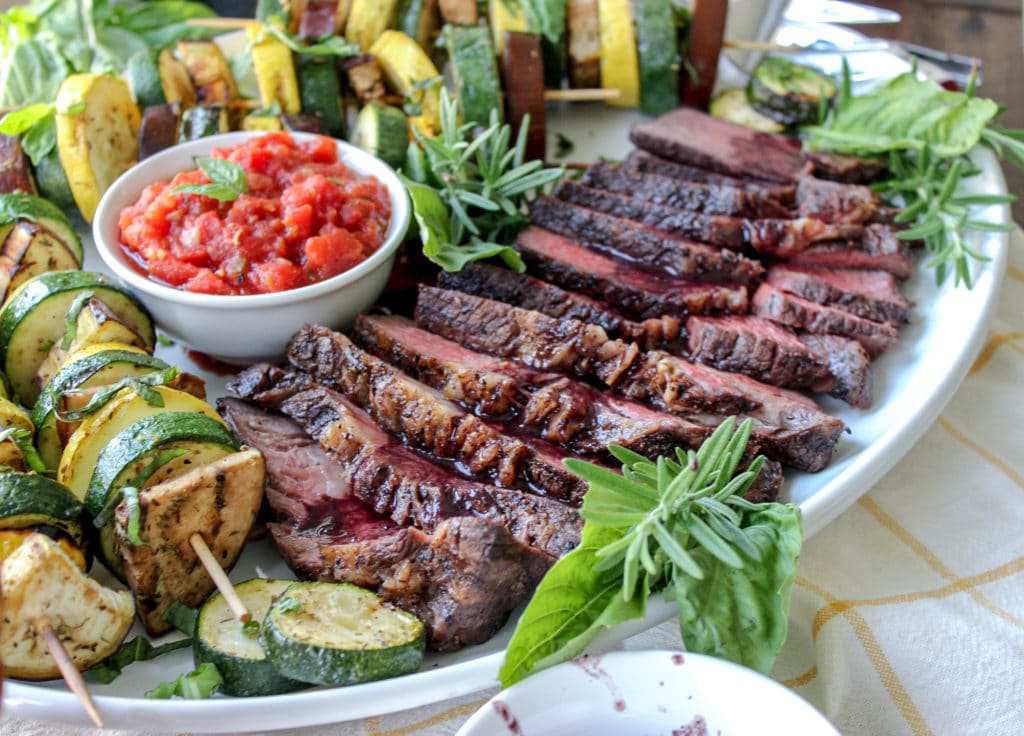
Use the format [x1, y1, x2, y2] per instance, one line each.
[624, 150, 796, 203]
[753, 284, 900, 358]
[286, 324, 588, 503]
[767, 265, 913, 326]
[529, 196, 765, 284]
[581, 161, 791, 220]
[797, 333, 873, 409]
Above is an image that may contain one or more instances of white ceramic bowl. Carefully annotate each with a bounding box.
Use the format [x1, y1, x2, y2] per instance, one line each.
[93, 131, 410, 363]
[456, 650, 840, 736]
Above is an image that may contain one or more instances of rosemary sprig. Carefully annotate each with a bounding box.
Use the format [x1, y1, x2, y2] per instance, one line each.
[500, 418, 802, 686]
[401, 93, 565, 272]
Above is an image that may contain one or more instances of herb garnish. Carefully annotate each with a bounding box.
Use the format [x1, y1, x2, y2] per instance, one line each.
[87, 635, 192, 684]
[145, 662, 223, 699]
[0, 426, 49, 474]
[57, 366, 178, 423]
[402, 94, 565, 272]
[803, 65, 1020, 287]
[173, 157, 249, 202]
[499, 418, 802, 687]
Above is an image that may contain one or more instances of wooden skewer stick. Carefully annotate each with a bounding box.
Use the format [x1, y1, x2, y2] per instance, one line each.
[34, 616, 103, 728]
[543, 88, 621, 102]
[723, 40, 806, 52]
[189, 533, 250, 623]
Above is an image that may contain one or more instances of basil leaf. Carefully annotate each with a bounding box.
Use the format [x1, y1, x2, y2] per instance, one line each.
[173, 156, 248, 201]
[0, 36, 69, 107]
[161, 601, 198, 637]
[673, 502, 802, 675]
[87, 635, 192, 684]
[145, 662, 222, 699]
[0, 192, 73, 229]
[0, 102, 54, 135]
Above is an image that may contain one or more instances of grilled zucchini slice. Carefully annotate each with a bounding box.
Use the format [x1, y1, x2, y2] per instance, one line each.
[633, 0, 679, 115]
[370, 30, 442, 134]
[247, 24, 302, 115]
[0, 271, 155, 407]
[710, 87, 788, 134]
[55, 74, 141, 223]
[443, 25, 503, 127]
[0, 473, 84, 550]
[175, 40, 240, 106]
[195, 578, 307, 696]
[115, 448, 265, 635]
[351, 103, 408, 170]
[297, 55, 347, 138]
[179, 105, 230, 141]
[31, 345, 174, 472]
[0, 533, 134, 680]
[597, 0, 640, 107]
[393, 0, 440, 51]
[748, 56, 837, 126]
[261, 581, 425, 686]
[57, 385, 224, 502]
[0, 192, 83, 264]
[346, 0, 399, 50]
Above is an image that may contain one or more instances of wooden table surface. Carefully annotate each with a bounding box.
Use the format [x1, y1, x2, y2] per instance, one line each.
[851, 0, 1024, 220]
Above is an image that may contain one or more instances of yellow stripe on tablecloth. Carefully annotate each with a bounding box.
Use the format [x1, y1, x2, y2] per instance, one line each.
[1007, 263, 1024, 283]
[781, 664, 818, 688]
[365, 700, 487, 736]
[937, 417, 1024, 489]
[858, 497, 1024, 628]
[796, 577, 933, 736]
[970, 331, 1024, 374]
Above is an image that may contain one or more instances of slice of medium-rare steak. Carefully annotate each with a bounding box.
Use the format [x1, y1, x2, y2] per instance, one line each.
[516, 226, 748, 320]
[581, 161, 791, 220]
[767, 264, 912, 326]
[624, 150, 796, 203]
[753, 284, 899, 358]
[286, 324, 588, 503]
[554, 178, 863, 256]
[686, 315, 834, 391]
[785, 224, 914, 280]
[415, 287, 844, 471]
[222, 383, 580, 559]
[529, 196, 764, 285]
[267, 518, 544, 651]
[795, 175, 882, 225]
[797, 333, 872, 409]
[353, 315, 711, 459]
[436, 260, 670, 343]
[804, 150, 888, 184]
[218, 398, 550, 651]
[629, 107, 808, 184]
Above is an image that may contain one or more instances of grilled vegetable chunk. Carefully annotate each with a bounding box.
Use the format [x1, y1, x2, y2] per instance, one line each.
[343, 54, 387, 105]
[175, 40, 239, 106]
[261, 581, 425, 686]
[195, 578, 306, 696]
[346, 0, 399, 50]
[444, 25, 502, 126]
[0, 222, 82, 302]
[567, 0, 600, 89]
[1, 533, 134, 680]
[0, 396, 34, 472]
[370, 30, 442, 134]
[597, 0, 640, 107]
[55, 74, 141, 223]
[748, 56, 837, 126]
[247, 24, 302, 115]
[0, 473, 85, 559]
[116, 449, 265, 635]
[0, 133, 36, 194]
[139, 103, 183, 160]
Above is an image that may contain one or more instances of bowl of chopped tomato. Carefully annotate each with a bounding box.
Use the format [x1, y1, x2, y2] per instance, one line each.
[93, 131, 410, 363]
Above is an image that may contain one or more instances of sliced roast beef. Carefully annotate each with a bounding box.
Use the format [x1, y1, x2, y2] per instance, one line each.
[785, 224, 914, 279]
[415, 287, 844, 471]
[797, 333, 873, 409]
[753, 284, 899, 358]
[218, 397, 550, 651]
[629, 107, 808, 184]
[581, 161, 791, 220]
[554, 178, 863, 256]
[795, 176, 882, 225]
[528, 196, 764, 284]
[767, 264, 912, 326]
[685, 315, 834, 391]
[352, 314, 701, 456]
[516, 226, 748, 320]
[804, 150, 888, 184]
[439, 261, 638, 337]
[285, 324, 588, 503]
[624, 150, 796, 203]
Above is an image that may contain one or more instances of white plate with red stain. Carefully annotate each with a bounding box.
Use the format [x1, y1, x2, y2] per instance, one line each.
[455, 650, 840, 736]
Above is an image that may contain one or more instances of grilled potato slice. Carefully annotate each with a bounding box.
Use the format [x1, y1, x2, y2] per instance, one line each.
[115, 448, 266, 635]
[0, 533, 134, 680]
[55, 74, 141, 223]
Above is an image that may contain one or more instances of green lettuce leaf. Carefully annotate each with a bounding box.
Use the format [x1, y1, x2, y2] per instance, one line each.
[673, 502, 802, 674]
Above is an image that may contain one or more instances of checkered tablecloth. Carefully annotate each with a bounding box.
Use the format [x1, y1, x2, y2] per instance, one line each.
[4, 230, 1022, 736]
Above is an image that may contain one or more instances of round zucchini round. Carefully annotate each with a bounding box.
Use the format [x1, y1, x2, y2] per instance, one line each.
[194, 578, 308, 697]
[747, 56, 837, 127]
[0, 271, 156, 407]
[260, 581, 426, 687]
[0, 472, 84, 546]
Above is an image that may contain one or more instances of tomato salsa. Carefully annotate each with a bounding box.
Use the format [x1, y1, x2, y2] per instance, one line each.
[118, 132, 392, 295]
